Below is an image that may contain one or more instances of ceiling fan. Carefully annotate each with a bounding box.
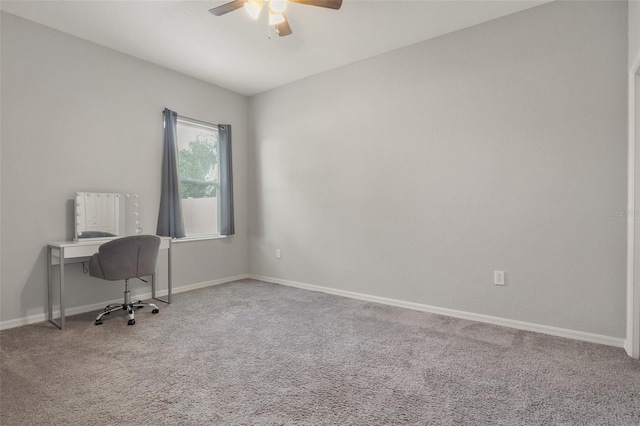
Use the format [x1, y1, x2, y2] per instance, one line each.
[209, 0, 343, 37]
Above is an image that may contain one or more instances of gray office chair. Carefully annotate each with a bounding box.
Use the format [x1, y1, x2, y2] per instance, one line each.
[89, 235, 161, 326]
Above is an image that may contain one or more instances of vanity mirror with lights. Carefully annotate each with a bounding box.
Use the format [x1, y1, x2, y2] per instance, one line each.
[74, 192, 143, 241]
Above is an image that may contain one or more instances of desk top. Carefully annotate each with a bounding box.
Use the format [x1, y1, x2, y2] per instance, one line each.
[48, 238, 116, 248]
[48, 236, 171, 249]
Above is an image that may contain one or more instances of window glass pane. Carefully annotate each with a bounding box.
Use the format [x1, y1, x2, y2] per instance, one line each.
[176, 119, 219, 237]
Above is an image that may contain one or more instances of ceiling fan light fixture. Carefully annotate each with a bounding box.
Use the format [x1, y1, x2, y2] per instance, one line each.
[269, 0, 287, 14]
[209, 0, 342, 38]
[269, 10, 286, 25]
[244, 0, 264, 19]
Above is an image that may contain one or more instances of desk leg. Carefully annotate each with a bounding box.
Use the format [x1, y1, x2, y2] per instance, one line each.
[48, 247, 65, 330]
[168, 244, 172, 304]
[152, 246, 172, 305]
[47, 247, 53, 323]
[151, 273, 156, 299]
[60, 247, 65, 329]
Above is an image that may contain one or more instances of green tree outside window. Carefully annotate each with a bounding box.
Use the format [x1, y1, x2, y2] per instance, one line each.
[178, 139, 218, 199]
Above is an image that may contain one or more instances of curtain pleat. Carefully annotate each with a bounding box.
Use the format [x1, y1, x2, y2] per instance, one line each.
[156, 108, 186, 238]
[218, 124, 235, 236]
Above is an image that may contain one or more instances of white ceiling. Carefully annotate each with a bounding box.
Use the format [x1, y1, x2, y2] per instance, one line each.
[0, 0, 550, 96]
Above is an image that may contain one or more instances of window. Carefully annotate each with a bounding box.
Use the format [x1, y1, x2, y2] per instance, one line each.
[176, 117, 220, 237]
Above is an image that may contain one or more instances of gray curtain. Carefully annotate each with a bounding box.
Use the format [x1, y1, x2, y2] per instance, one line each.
[218, 124, 235, 236]
[157, 108, 186, 238]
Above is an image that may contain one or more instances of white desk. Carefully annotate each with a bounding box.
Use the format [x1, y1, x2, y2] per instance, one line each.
[47, 237, 172, 330]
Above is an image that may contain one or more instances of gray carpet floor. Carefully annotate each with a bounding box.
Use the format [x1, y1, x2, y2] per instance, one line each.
[1, 279, 639, 425]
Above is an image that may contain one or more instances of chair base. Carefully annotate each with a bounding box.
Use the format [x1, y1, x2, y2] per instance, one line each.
[95, 299, 159, 326]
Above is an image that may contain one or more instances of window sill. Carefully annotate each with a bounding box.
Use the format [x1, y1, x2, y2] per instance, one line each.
[171, 235, 227, 244]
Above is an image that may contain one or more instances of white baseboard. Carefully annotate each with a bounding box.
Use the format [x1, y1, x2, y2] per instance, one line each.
[165, 274, 250, 295]
[3, 273, 626, 349]
[0, 274, 250, 331]
[249, 274, 625, 348]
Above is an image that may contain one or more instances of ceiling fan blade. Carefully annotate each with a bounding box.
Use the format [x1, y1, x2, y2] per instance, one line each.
[276, 14, 293, 37]
[208, 0, 246, 16]
[289, 0, 342, 10]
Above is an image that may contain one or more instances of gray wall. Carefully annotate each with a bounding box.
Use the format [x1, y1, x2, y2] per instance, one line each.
[0, 12, 249, 324]
[248, 1, 628, 337]
[631, 1, 640, 67]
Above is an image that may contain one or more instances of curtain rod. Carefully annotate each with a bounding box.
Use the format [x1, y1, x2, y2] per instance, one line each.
[163, 110, 218, 128]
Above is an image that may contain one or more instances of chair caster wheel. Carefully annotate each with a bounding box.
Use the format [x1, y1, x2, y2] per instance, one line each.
[152, 309, 159, 314]
[95, 320, 103, 325]
[128, 319, 135, 325]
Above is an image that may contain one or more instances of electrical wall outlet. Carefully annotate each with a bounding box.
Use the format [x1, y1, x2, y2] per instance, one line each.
[494, 271, 505, 286]
[276, 248, 281, 259]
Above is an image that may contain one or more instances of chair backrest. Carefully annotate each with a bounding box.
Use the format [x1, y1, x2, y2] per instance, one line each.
[89, 235, 161, 281]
